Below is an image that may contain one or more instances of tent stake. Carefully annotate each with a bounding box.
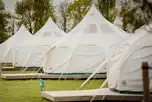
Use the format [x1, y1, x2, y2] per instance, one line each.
[142, 62, 150, 102]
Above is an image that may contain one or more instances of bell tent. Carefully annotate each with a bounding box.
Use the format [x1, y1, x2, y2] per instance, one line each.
[42, 5, 128, 74]
[15, 17, 66, 67]
[106, 23, 152, 93]
[34, 17, 66, 37]
[0, 25, 33, 66]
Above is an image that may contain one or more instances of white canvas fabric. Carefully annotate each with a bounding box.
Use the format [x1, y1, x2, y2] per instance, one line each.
[15, 36, 63, 67]
[34, 17, 66, 37]
[15, 17, 66, 67]
[107, 23, 152, 92]
[69, 5, 128, 38]
[43, 5, 128, 74]
[0, 25, 33, 64]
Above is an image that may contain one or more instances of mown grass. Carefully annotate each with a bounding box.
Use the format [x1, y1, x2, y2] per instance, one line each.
[0, 71, 106, 102]
[2, 71, 35, 74]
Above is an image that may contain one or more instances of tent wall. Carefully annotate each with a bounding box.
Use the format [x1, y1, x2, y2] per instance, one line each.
[15, 37, 63, 67]
[107, 24, 152, 92]
[117, 34, 152, 92]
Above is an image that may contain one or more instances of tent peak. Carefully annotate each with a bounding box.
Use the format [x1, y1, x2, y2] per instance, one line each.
[34, 17, 66, 36]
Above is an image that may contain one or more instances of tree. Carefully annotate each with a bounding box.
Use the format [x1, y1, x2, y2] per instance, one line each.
[15, 0, 33, 33]
[0, 0, 10, 42]
[58, 1, 69, 33]
[33, 0, 56, 33]
[119, 0, 152, 32]
[15, 0, 55, 34]
[96, 0, 116, 23]
[8, 18, 15, 35]
[68, 0, 91, 31]
[6, 12, 18, 36]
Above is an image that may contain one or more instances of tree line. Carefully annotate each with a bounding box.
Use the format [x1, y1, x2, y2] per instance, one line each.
[0, 0, 152, 42]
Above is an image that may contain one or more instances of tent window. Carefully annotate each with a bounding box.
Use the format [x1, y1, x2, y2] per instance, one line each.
[84, 24, 97, 33]
[42, 32, 53, 37]
[54, 32, 63, 37]
[100, 24, 114, 33]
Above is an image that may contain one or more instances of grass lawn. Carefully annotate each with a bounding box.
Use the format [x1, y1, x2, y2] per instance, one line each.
[2, 71, 35, 74]
[0, 71, 106, 102]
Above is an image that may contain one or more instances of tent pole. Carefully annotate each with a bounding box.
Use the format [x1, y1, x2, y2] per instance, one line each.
[79, 59, 107, 89]
[142, 62, 150, 102]
[23, 46, 56, 72]
[12, 49, 17, 67]
[21, 52, 32, 71]
[13, 48, 20, 67]
[21, 45, 41, 71]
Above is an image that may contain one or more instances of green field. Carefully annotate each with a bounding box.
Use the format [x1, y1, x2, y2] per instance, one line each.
[2, 71, 35, 74]
[0, 71, 106, 102]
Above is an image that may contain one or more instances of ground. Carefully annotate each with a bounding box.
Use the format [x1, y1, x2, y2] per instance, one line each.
[0, 71, 106, 102]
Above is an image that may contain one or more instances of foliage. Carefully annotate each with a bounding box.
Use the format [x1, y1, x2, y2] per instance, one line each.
[119, 0, 152, 32]
[67, 0, 91, 31]
[96, 0, 116, 23]
[0, 0, 10, 41]
[7, 18, 15, 35]
[58, 1, 69, 32]
[60, 0, 116, 32]
[15, 0, 55, 34]
[15, 0, 34, 33]
[33, 0, 56, 33]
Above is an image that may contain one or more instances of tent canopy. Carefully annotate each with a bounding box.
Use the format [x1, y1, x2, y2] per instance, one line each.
[0, 25, 33, 63]
[107, 23, 152, 92]
[43, 5, 129, 74]
[3, 25, 33, 48]
[34, 17, 66, 37]
[15, 17, 66, 67]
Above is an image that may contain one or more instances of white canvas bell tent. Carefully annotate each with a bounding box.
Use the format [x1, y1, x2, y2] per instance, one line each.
[106, 23, 152, 93]
[42, 4, 128, 74]
[0, 25, 33, 66]
[34, 17, 66, 37]
[15, 17, 66, 67]
[79, 23, 152, 90]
